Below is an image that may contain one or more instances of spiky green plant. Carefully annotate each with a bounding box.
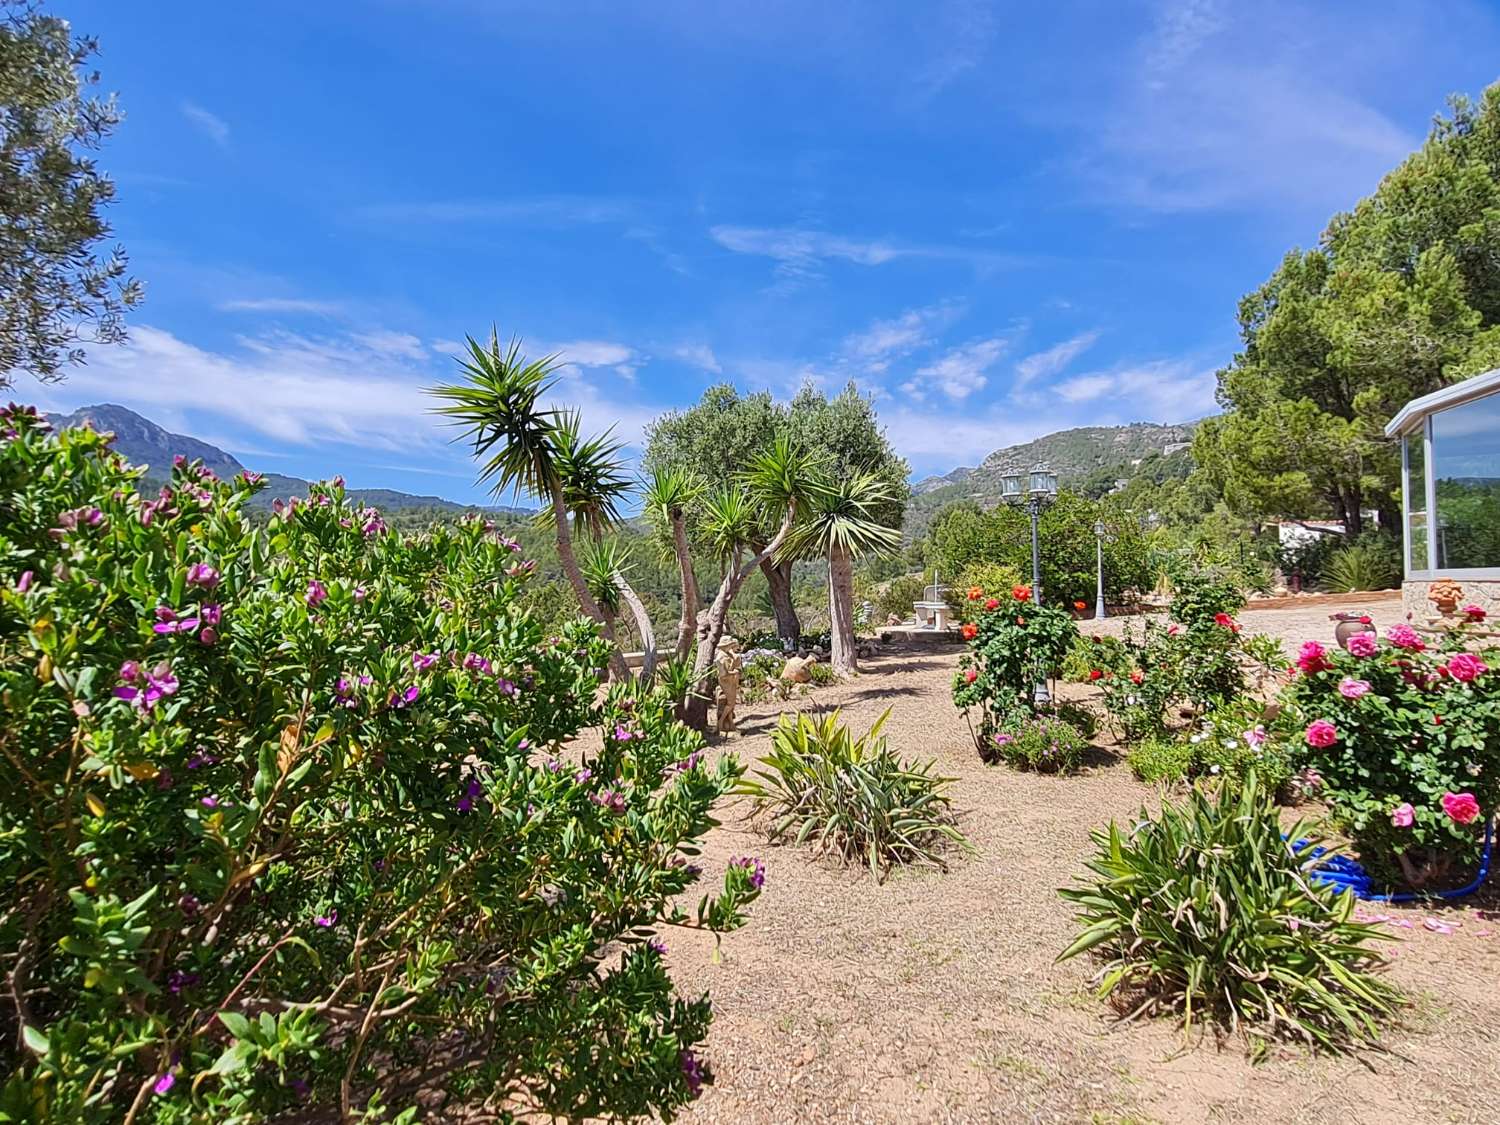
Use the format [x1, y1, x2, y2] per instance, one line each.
[1058, 772, 1403, 1059]
[739, 709, 969, 882]
[578, 536, 633, 616]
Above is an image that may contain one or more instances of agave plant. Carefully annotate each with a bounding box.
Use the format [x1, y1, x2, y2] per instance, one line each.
[739, 708, 969, 882]
[1058, 772, 1403, 1059]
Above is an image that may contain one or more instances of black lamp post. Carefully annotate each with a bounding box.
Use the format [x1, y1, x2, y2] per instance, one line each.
[1002, 464, 1058, 704]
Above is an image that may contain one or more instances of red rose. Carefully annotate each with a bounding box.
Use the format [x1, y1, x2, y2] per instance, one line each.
[1012, 584, 1032, 602]
[1129, 669, 1144, 684]
[961, 623, 978, 640]
[1088, 669, 1103, 681]
[984, 597, 1000, 611]
[964, 668, 977, 684]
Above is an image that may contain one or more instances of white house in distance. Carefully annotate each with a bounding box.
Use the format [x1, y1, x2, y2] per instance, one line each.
[1385, 367, 1500, 617]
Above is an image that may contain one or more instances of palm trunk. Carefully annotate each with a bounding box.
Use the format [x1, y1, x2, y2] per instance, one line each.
[760, 557, 800, 649]
[682, 506, 798, 731]
[549, 479, 629, 680]
[615, 575, 657, 682]
[827, 544, 857, 676]
[670, 508, 698, 662]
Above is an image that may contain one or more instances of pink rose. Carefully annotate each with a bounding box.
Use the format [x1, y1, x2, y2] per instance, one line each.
[1462, 604, 1487, 622]
[1386, 624, 1425, 652]
[1337, 677, 1371, 700]
[1445, 653, 1488, 683]
[1346, 632, 1378, 658]
[1304, 719, 1338, 748]
[1295, 641, 1330, 675]
[1390, 802, 1414, 828]
[1440, 791, 1481, 825]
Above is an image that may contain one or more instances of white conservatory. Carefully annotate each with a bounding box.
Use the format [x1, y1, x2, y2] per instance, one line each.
[1385, 367, 1500, 617]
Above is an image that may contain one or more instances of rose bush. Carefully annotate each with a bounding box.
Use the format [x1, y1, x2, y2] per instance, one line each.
[0, 407, 759, 1122]
[1279, 627, 1500, 887]
[951, 585, 1078, 754]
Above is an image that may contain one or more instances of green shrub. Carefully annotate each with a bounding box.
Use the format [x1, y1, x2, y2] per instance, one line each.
[739, 709, 968, 881]
[1062, 633, 1125, 682]
[738, 652, 788, 704]
[942, 560, 1022, 614]
[0, 409, 761, 1121]
[1320, 535, 1401, 593]
[1279, 627, 1500, 887]
[1059, 773, 1402, 1058]
[875, 573, 927, 621]
[1126, 737, 1194, 784]
[990, 716, 1089, 774]
[806, 661, 838, 687]
[952, 585, 1079, 753]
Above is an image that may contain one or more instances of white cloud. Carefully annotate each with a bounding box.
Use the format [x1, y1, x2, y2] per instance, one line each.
[351, 330, 428, 361]
[839, 303, 966, 375]
[181, 102, 230, 148]
[672, 342, 722, 374]
[709, 225, 1026, 286]
[218, 297, 344, 316]
[1052, 358, 1217, 418]
[907, 337, 1010, 400]
[538, 339, 636, 368]
[1014, 329, 1101, 387]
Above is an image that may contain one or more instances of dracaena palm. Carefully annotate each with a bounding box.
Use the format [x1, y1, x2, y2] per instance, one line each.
[643, 467, 705, 661]
[783, 470, 903, 676]
[543, 411, 632, 540]
[428, 332, 628, 678]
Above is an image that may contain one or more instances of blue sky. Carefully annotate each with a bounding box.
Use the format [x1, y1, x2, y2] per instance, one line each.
[32, 0, 1500, 504]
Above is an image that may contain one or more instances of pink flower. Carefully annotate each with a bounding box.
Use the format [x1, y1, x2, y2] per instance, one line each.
[314, 910, 338, 927]
[1295, 641, 1330, 675]
[992, 732, 1013, 746]
[1386, 624, 1425, 652]
[153, 1072, 175, 1096]
[1346, 632, 1378, 658]
[412, 651, 439, 671]
[1214, 612, 1240, 633]
[1441, 792, 1481, 825]
[1390, 802, 1415, 828]
[16, 570, 33, 593]
[1462, 604, 1487, 622]
[1304, 719, 1338, 748]
[1243, 724, 1267, 749]
[1445, 653, 1487, 683]
[185, 563, 220, 589]
[1338, 677, 1371, 700]
[964, 668, 977, 684]
[305, 579, 327, 608]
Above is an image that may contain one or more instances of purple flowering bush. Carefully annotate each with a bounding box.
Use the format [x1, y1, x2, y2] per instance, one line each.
[0, 408, 760, 1121]
[1278, 628, 1500, 887]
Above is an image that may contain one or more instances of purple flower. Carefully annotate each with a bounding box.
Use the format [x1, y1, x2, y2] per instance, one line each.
[545, 758, 562, 772]
[201, 795, 219, 809]
[331, 475, 345, 488]
[200, 604, 222, 627]
[178, 893, 200, 916]
[173, 454, 187, 469]
[496, 677, 517, 696]
[456, 776, 483, 814]
[680, 1050, 705, 1098]
[462, 652, 492, 674]
[185, 563, 220, 589]
[591, 787, 627, 814]
[240, 470, 263, 485]
[166, 969, 199, 994]
[186, 750, 217, 770]
[305, 579, 328, 608]
[729, 856, 766, 890]
[662, 750, 704, 778]
[119, 659, 141, 683]
[353, 585, 367, 602]
[313, 910, 337, 927]
[412, 651, 439, 671]
[115, 661, 179, 714]
[151, 607, 200, 635]
[389, 683, 420, 709]
[199, 627, 217, 646]
[574, 767, 593, 784]
[153, 1072, 176, 1097]
[16, 570, 33, 593]
[361, 513, 386, 537]
[648, 937, 667, 955]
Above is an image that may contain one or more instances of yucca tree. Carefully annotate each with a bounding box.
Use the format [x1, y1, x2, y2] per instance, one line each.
[642, 466, 704, 661]
[680, 436, 820, 731]
[784, 470, 902, 676]
[428, 332, 629, 679]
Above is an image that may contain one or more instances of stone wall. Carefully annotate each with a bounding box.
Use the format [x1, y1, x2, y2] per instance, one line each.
[1401, 578, 1500, 621]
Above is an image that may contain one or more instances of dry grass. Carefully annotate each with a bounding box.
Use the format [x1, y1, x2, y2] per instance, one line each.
[667, 595, 1500, 1124]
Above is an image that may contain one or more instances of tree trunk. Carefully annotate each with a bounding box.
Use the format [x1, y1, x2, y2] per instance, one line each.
[615, 574, 657, 682]
[549, 478, 629, 680]
[760, 557, 800, 650]
[670, 508, 699, 662]
[827, 544, 857, 677]
[681, 508, 798, 731]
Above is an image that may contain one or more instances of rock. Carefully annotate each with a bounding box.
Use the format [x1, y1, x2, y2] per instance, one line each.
[781, 655, 818, 683]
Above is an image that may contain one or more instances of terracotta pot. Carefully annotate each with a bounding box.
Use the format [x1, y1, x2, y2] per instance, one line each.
[1333, 618, 1376, 651]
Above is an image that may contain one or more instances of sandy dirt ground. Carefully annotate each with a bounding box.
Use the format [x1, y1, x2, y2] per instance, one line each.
[667, 594, 1500, 1125]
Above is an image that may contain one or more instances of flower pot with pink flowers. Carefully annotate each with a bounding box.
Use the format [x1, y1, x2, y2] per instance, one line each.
[1278, 624, 1500, 888]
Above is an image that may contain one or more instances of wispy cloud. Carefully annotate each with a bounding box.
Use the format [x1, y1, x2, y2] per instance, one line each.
[1014, 329, 1100, 387]
[180, 102, 230, 148]
[1052, 357, 1217, 418]
[357, 196, 633, 226]
[905, 337, 1010, 401]
[838, 302, 966, 375]
[218, 297, 345, 316]
[672, 342, 722, 374]
[709, 224, 1027, 286]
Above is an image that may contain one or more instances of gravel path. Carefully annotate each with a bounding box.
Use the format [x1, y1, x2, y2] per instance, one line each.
[669, 594, 1500, 1124]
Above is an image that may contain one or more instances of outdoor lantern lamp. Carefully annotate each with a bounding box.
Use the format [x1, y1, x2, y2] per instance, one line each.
[1002, 463, 1058, 706]
[1092, 519, 1114, 620]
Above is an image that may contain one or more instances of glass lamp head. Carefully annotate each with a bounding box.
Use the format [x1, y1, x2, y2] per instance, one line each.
[1029, 467, 1057, 497]
[1001, 473, 1023, 500]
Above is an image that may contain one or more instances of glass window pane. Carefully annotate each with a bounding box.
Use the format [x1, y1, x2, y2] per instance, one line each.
[1431, 393, 1500, 569]
[1406, 433, 1427, 570]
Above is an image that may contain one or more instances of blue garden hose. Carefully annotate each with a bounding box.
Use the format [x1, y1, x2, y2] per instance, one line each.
[1292, 819, 1495, 902]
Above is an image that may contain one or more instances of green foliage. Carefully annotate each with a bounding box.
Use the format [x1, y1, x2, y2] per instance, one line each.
[1320, 535, 1402, 593]
[1, 2, 142, 383]
[1062, 633, 1124, 682]
[1196, 82, 1500, 533]
[990, 716, 1089, 774]
[739, 709, 968, 882]
[942, 560, 1023, 614]
[952, 585, 1079, 754]
[1059, 774, 1403, 1059]
[0, 408, 761, 1120]
[1125, 737, 1195, 785]
[925, 493, 1151, 608]
[1278, 627, 1500, 886]
[875, 573, 927, 621]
